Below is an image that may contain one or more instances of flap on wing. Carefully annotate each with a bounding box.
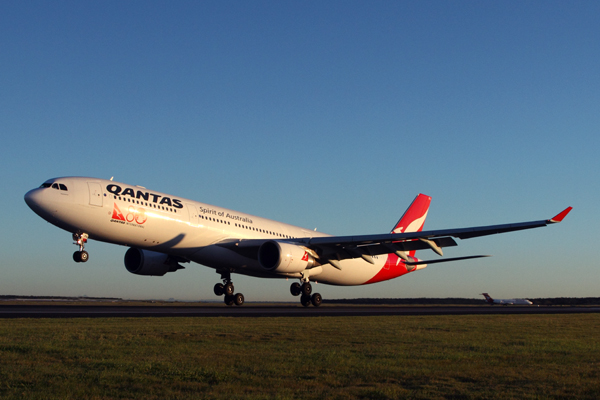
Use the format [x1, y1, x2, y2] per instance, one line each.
[355, 236, 457, 254]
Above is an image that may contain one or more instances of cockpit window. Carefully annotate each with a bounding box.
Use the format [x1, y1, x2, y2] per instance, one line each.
[40, 181, 68, 190]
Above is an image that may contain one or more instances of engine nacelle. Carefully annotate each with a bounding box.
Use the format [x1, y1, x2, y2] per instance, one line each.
[258, 241, 315, 274]
[124, 248, 184, 276]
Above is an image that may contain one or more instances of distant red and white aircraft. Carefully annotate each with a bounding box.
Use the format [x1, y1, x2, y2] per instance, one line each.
[481, 293, 533, 305]
[24, 177, 572, 307]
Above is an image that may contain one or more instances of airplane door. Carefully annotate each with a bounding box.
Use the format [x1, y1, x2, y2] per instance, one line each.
[88, 182, 103, 207]
[187, 204, 198, 225]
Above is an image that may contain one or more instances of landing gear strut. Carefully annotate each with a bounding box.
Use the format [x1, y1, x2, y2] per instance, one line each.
[214, 271, 244, 306]
[72, 233, 89, 263]
[290, 280, 322, 307]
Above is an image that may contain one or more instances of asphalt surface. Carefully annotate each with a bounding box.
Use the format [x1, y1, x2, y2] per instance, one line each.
[1, 304, 599, 318]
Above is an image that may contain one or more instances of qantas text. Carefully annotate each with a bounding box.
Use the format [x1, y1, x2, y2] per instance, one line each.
[106, 184, 183, 209]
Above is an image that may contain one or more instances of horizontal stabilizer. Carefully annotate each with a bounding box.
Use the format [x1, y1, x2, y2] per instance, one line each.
[405, 255, 491, 266]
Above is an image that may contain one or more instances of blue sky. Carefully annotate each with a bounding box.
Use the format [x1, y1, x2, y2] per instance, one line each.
[1, 1, 598, 301]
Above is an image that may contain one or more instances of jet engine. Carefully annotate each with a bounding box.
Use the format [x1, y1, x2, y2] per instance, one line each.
[124, 247, 184, 276]
[258, 241, 315, 274]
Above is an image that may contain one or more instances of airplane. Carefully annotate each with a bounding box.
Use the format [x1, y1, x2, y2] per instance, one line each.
[481, 293, 533, 305]
[24, 177, 572, 307]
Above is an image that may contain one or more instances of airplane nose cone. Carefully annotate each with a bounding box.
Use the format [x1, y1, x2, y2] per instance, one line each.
[24, 189, 36, 208]
[24, 188, 46, 215]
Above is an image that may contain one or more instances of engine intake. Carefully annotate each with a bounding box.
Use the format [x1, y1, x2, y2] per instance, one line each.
[258, 241, 315, 274]
[124, 248, 184, 276]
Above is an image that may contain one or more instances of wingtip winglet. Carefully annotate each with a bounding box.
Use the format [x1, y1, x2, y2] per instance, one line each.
[549, 207, 573, 223]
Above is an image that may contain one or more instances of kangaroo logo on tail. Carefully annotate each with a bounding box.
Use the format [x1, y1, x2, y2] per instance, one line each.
[391, 194, 431, 235]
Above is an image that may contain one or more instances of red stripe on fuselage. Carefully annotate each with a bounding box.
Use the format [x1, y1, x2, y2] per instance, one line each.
[363, 253, 412, 284]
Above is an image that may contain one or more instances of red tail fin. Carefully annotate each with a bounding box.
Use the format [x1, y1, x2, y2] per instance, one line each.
[365, 194, 432, 284]
[391, 194, 431, 234]
[391, 194, 431, 259]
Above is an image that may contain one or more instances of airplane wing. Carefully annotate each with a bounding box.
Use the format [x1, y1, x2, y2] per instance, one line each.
[302, 206, 572, 247]
[217, 207, 572, 268]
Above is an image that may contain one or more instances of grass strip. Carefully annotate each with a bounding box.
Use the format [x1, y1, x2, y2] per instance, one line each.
[0, 314, 598, 399]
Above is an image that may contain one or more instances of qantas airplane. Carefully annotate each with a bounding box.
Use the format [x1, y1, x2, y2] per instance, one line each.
[24, 177, 572, 307]
[481, 293, 533, 305]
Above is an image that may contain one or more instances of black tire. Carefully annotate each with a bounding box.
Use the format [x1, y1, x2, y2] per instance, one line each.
[214, 283, 224, 296]
[301, 282, 312, 296]
[234, 293, 244, 306]
[300, 294, 311, 307]
[290, 282, 301, 296]
[311, 293, 322, 307]
[73, 251, 81, 263]
[224, 282, 234, 296]
[80, 251, 89, 263]
[224, 295, 235, 306]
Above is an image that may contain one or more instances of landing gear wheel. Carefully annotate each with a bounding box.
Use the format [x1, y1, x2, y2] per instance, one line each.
[224, 282, 234, 296]
[300, 294, 311, 307]
[234, 293, 244, 306]
[290, 282, 301, 296]
[311, 293, 322, 307]
[214, 283, 224, 296]
[73, 251, 89, 263]
[72, 233, 89, 263]
[301, 282, 312, 296]
[224, 295, 235, 306]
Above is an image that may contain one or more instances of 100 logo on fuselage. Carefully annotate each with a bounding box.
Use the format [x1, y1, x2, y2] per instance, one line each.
[111, 203, 147, 225]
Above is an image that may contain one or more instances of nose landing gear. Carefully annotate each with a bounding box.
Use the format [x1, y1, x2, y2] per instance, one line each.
[72, 233, 89, 263]
[214, 271, 244, 306]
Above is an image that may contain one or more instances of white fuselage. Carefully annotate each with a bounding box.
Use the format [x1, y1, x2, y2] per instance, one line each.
[493, 299, 533, 305]
[25, 177, 410, 286]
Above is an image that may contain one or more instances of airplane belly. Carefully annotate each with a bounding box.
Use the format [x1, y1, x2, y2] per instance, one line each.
[189, 245, 263, 274]
[314, 258, 388, 286]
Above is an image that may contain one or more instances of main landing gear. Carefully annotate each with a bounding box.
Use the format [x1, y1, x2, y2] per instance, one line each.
[72, 233, 89, 263]
[290, 281, 322, 307]
[214, 272, 244, 306]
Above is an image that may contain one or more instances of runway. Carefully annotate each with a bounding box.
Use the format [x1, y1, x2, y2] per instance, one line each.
[1, 304, 599, 318]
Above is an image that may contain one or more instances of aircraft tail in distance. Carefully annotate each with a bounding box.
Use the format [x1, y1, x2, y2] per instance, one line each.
[481, 293, 494, 304]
